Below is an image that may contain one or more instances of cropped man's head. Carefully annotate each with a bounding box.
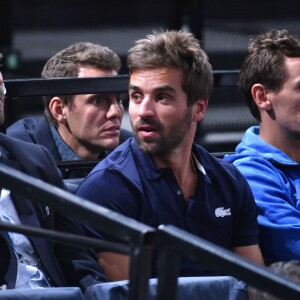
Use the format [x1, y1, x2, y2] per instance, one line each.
[248, 260, 300, 299]
[42, 42, 121, 125]
[127, 30, 213, 106]
[239, 29, 300, 121]
[0, 53, 6, 126]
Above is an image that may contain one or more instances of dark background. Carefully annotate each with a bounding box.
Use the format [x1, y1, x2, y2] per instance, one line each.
[2, 0, 300, 77]
[1, 0, 300, 152]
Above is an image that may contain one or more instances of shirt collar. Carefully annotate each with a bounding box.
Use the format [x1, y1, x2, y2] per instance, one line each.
[131, 139, 208, 181]
[191, 152, 206, 175]
[50, 125, 81, 161]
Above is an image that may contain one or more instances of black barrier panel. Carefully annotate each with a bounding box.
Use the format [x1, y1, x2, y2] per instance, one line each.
[4, 75, 129, 97]
[3, 70, 240, 98]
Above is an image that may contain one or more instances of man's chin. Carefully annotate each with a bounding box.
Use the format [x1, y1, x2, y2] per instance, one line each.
[136, 139, 160, 154]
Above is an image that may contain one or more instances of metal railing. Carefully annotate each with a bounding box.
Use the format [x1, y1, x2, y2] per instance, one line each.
[2, 71, 298, 299]
[2, 162, 300, 299]
[156, 225, 300, 300]
[3, 71, 239, 98]
[0, 163, 156, 300]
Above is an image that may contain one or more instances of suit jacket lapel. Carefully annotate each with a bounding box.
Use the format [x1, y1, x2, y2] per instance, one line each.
[0, 231, 18, 288]
[0, 150, 66, 287]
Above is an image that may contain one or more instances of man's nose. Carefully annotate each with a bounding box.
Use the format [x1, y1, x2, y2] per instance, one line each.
[137, 97, 155, 118]
[106, 100, 123, 118]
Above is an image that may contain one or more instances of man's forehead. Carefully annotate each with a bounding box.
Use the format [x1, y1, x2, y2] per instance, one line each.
[129, 68, 183, 90]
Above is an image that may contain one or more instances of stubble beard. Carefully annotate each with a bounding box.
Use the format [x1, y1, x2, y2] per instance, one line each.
[132, 108, 193, 156]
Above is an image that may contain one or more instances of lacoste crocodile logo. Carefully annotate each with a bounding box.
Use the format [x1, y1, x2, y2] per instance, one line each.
[215, 207, 231, 217]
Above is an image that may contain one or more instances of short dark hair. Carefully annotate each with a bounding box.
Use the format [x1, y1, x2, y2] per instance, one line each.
[248, 260, 300, 299]
[42, 42, 121, 125]
[239, 29, 300, 121]
[127, 30, 213, 106]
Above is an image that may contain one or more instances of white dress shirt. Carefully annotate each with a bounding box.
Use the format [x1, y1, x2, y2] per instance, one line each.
[0, 189, 51, 288]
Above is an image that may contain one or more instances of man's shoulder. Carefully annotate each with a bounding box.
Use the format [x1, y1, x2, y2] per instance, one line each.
[1, 131, 37, 149]
[0, 133, 63, 186]
[87, 139, 142, 187]
[194, 144, 249, 182]
[8, 116, 45, 130]
[0, 132, 51, 161]
[7, 116, 49, 142]
[194, 143, 234, 169]
[94, 138, 135, 172]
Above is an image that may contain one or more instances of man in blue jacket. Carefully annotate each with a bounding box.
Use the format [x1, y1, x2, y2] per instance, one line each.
[224, 30, 300, 265]
[76, 30, 264, 280]
[7, 42, 132, 178]
[0, 64, 105, 290]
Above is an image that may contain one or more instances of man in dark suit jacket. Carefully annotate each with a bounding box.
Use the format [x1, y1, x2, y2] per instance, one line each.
[0, 133, 66, 288]
[7, 116, 132, 179]
[0, 69, 106, 290]
[7, 42, 132, 179]
[7, 117, 132, 163]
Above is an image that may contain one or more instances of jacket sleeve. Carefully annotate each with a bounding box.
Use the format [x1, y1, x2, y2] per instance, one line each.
[233, 157, 300, 264]
[7, 117, 39, 143]
[34, 144, 109, 289]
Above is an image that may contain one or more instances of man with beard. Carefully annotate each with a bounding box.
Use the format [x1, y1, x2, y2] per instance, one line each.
[76, 30, 264, 281]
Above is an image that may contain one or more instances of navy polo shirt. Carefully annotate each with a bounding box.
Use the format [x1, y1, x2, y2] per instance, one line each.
[77, 138, 258, 276]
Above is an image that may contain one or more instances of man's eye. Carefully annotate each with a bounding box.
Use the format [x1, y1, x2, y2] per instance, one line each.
[93, 97, 105, 105]
[157, 94, 169, 102]
[131, 93, 142, 101]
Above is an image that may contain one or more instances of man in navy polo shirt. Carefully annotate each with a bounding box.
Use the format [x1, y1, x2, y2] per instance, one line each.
[76, 30, 264, 280]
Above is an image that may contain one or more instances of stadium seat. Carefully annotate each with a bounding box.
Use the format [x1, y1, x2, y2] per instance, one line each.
[0, 287, 84, 300]
[84, 276, 247, 300]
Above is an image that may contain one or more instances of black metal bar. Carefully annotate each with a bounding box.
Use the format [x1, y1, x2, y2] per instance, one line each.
[0, 221, 129, 254]
[213, 70, 239, 87]
[4, 75, 129, 97]
[128, 242, 155, 300]
[156, 245, 181, 300]
[0, 163, 155, 242]
[157, 225, 300, 300]
[211, 151, 235, 159]
[3, 71, 240, 99]
[56, 159, 100, 170]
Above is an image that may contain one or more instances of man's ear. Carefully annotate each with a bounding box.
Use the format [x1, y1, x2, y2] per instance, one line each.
[251, 84, 272, 111]
[49, 97, 68, 124]
[193, 98, 208, 122]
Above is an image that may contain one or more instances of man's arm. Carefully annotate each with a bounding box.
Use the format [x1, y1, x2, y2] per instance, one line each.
[96, 252, 130, 281]
[76, 169, 141, 282]
[55, 213, 109, 290]
[234, 158, 300, 263]
[233, 245, 265, 265]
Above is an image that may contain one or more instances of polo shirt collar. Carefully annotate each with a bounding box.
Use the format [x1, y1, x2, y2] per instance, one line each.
[50, 125, 81, 161]
[131, 139, 210, 183]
